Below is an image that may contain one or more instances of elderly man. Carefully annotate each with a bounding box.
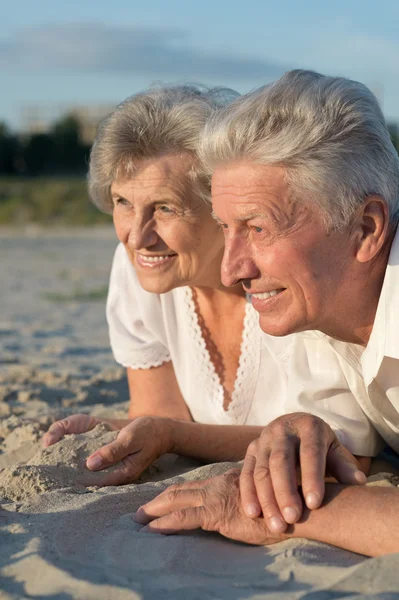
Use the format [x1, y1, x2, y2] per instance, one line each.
[135, 70, 399, 556]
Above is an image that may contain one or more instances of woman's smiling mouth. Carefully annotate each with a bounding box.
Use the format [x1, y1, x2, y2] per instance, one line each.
[136, 253, 178, 268]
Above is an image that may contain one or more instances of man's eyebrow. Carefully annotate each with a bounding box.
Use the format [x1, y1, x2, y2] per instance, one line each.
[236, 213, 270, 222]
[211, 211, 271, 224]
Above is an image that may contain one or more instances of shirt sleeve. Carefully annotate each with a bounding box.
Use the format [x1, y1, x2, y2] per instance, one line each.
[284, 334, 384, 457]
[106, 244, 171, 370]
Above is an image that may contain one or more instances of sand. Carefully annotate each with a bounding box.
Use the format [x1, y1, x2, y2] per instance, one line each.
[1, 227, 399, 599]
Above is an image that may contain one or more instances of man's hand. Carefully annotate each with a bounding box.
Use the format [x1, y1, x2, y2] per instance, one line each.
[135, 469, 284, 546]
[240, 413, 367, 533]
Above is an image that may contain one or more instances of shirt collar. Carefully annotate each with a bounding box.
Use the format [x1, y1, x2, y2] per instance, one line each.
[361, 227, 399, 383]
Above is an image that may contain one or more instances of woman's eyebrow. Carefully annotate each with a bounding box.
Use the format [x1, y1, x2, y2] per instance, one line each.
[211, 211, 225, 224]
[111, 193, 127, 201]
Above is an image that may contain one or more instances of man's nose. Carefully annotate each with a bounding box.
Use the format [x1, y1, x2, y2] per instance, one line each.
[128, 217, 158, 250]
[221, 234, 259, 287]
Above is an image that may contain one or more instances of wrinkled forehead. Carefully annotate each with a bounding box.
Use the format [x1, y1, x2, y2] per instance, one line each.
[112, 153, 196, 193]
[211, 161, 290, 215]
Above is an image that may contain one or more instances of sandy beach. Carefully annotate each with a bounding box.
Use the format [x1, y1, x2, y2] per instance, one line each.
[1, 227, 399, 599]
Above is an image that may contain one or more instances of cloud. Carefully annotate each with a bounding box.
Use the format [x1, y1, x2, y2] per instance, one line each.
[0, 22, 285, 81]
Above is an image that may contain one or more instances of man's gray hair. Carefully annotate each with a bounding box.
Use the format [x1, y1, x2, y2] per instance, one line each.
[200, 70, 399, 229]
[89, 84, 238, 212]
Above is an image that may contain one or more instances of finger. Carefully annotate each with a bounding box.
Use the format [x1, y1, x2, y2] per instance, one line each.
[163, 479, 212, 492]
[78, 460, 141, 487]
[299, 431, 329, 510]
[86, 430, 137, 470]
[268, 439, 302, 524]
[141, 507, 207, 535]
[42, 414, 97, 447]
[326, 443, 367, 485]
[252, 453, 288, 534]
[135, 487, 205, 525]
[240, 452, 262, 518]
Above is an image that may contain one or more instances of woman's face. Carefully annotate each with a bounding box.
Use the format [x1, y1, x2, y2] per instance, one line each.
[112, 153, 224, 293]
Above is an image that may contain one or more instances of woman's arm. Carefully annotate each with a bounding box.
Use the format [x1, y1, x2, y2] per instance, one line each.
[42, 362, 191, 447]
[82, 415, 370, 487]
[127, 363, 192, 420]
[168, 421, 267, 462]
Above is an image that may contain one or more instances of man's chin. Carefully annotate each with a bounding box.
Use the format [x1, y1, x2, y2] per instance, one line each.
[258, 315, 298, 338]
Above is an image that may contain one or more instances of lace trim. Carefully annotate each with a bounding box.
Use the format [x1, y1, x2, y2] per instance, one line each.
[113, 347, 171, 370]
[181, 287, 260, 424]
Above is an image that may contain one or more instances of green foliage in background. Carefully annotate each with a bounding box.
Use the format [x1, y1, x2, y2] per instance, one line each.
[0, 178, 112, 225]
[42, 284, 109, 302]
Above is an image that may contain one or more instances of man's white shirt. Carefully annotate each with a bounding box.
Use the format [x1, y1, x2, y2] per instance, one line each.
[291, 228, 399, 452]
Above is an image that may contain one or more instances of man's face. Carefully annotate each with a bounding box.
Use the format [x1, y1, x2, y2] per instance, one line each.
[212, 161, 355, 336]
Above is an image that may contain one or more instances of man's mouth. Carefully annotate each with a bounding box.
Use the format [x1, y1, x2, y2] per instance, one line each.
[251, 288, 285, 300]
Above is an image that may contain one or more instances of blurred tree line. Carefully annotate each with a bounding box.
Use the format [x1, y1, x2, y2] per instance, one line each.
[0, 113, 398, 176]
[0, 114, 113, 225]
[0, 112, 398, 225]
[0, 114, 90, 176]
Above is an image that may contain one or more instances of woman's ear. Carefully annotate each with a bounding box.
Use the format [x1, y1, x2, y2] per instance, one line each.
[354, 196, 390, 264]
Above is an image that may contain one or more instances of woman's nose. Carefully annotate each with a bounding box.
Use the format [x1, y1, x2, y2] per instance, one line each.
[128, 219, 159, 250]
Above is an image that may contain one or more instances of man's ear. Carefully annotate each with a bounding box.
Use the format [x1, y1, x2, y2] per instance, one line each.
[353, 196, 390, 264]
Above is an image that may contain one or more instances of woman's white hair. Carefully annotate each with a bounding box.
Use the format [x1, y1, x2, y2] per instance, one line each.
[88, 84, 238, 212]
[200, 69, 399, 229]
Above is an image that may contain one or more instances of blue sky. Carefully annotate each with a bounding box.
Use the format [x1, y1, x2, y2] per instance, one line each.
[1, 0, 399, 130]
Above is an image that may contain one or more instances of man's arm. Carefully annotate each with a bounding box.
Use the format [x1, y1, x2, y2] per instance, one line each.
[290, 482, 399, 556]
[135, 470, 399, 557]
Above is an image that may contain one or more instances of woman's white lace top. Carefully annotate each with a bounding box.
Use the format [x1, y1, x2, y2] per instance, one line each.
[106, 244, 383, 454]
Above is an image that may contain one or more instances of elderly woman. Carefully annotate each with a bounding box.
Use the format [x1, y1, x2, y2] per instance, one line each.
[43, 84, 378, 487]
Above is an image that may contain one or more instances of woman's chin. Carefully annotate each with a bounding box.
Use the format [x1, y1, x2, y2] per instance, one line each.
[136, 273, 180, 295]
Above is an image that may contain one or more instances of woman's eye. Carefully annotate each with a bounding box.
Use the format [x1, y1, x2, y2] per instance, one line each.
[158, 205, 174, 214]
[115, 198, 130, 207]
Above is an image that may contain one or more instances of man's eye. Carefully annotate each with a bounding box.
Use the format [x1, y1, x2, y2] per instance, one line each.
[253, 226, 263, 233]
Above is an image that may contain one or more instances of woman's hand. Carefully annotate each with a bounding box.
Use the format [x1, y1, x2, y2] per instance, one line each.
[43, 414, 174, 486]
[82, 416, 174, 486]
[42, 414, 107, 447]
[135, 469, 284, 546]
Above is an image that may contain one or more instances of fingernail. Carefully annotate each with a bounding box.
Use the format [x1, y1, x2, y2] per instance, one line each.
[269, 517, 286, 533]
[282, 506, 299, 523]
[134, 510, 146, 524]
[305, 492, 320, 509]
[245, 503, 260, 518]
[354, 470, 367, 484]
[87, 456, 102, 470]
